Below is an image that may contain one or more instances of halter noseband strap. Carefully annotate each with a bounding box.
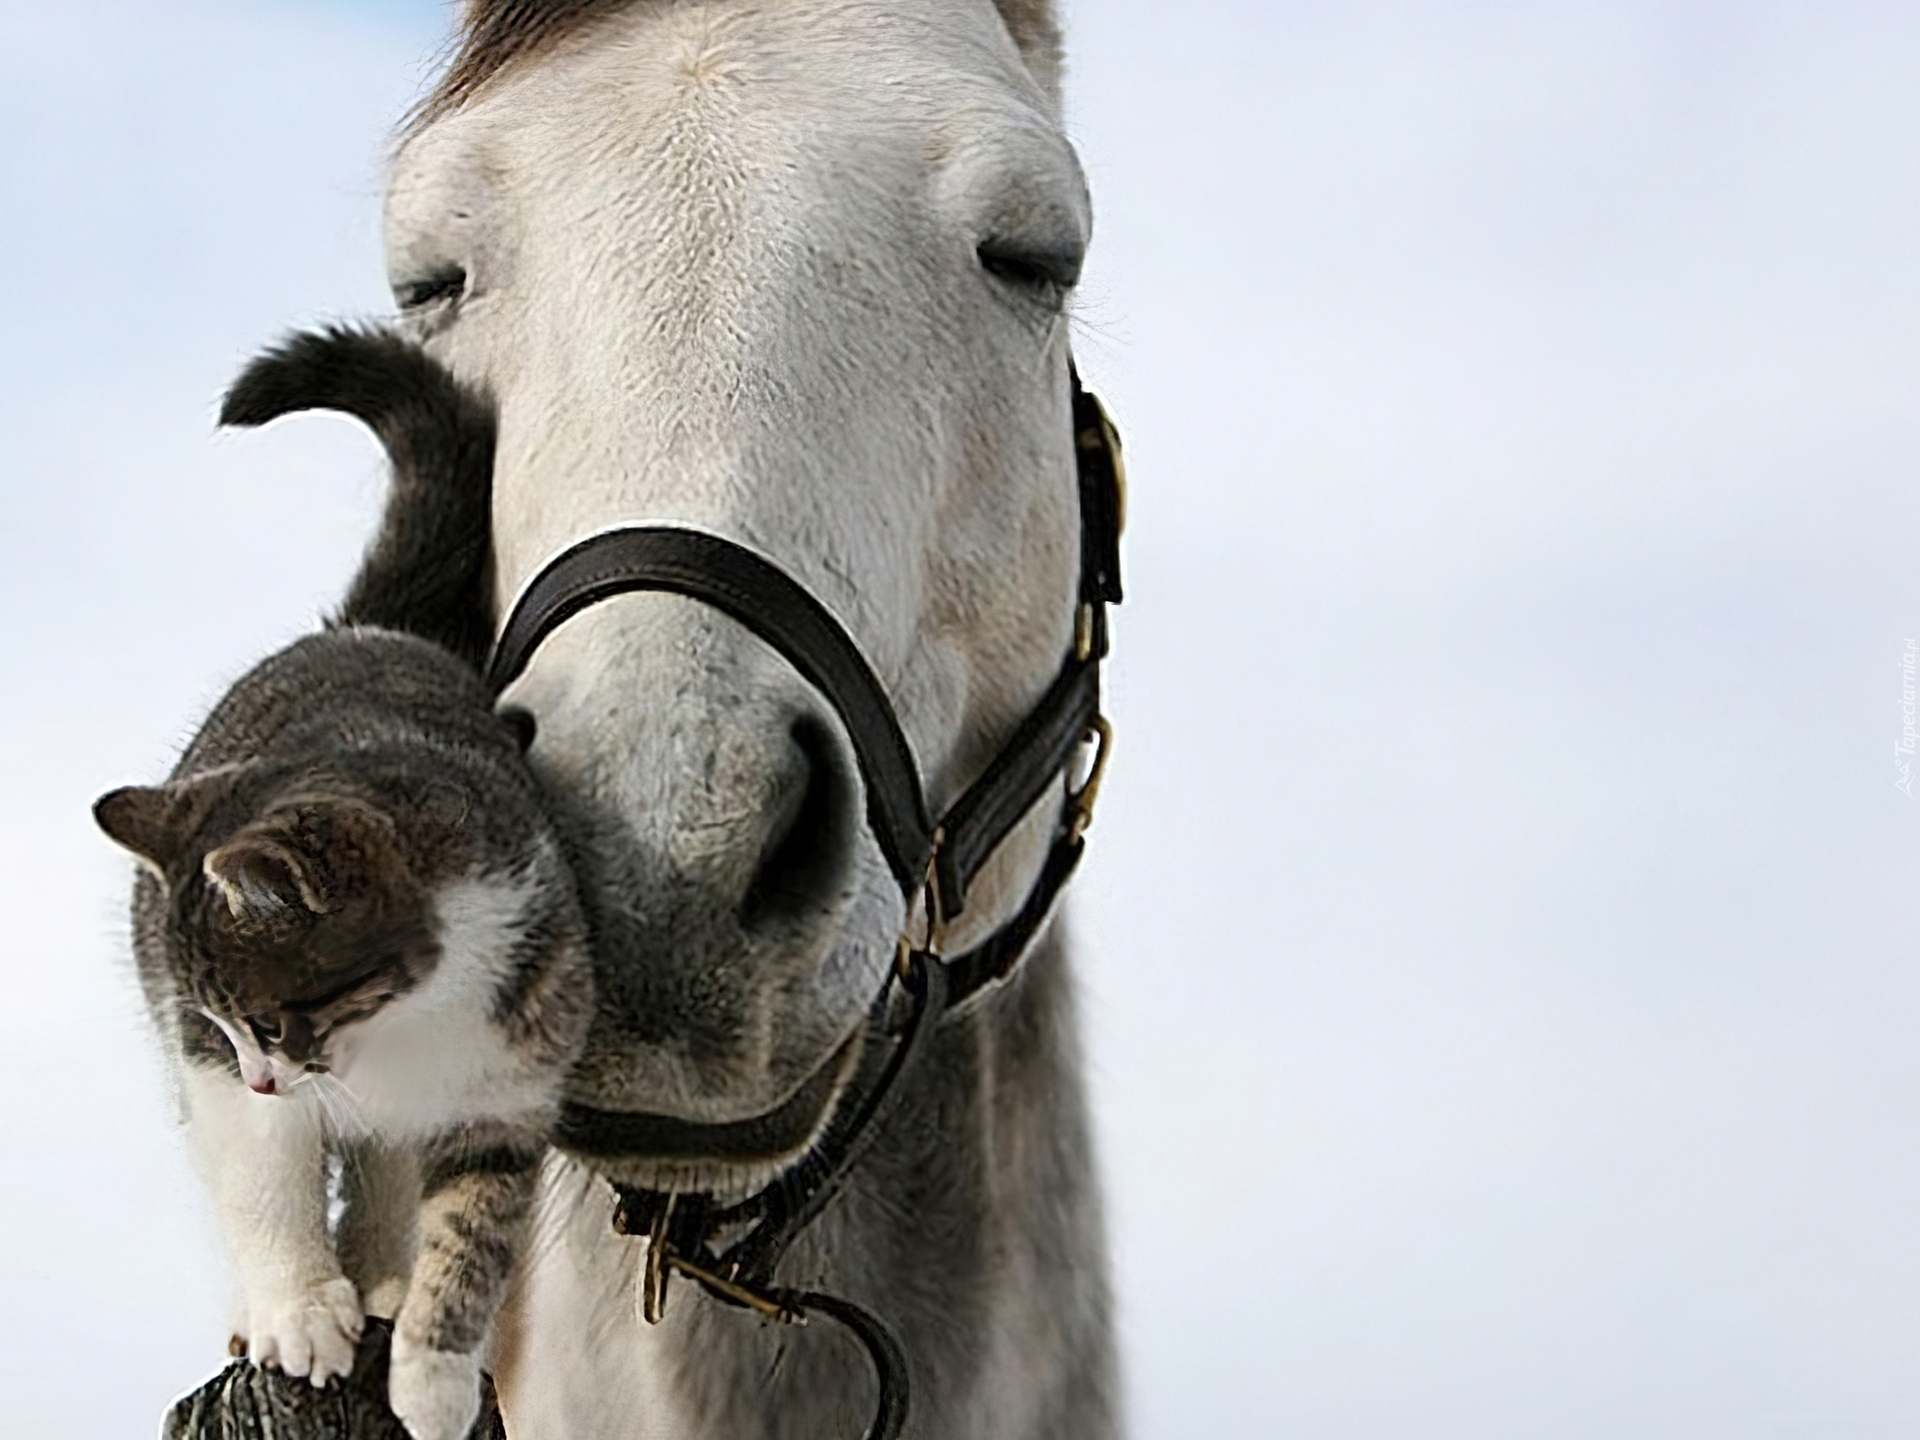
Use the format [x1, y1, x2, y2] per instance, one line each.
[483, 372, 1123, 1440]
[487, 375, 1123, 930]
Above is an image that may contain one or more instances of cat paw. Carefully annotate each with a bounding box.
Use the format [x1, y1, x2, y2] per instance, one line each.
[358, 1273, 410, 1321]
[245, 1276, 364, 1386]
[388, 1344, 482, 1440]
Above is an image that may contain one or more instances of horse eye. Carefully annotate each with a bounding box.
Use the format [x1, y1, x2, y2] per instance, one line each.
[396, 269, 467, 311]
[977, 241, 1081, 298]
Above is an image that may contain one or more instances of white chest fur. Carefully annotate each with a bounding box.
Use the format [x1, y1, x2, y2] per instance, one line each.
[329, 865, 561, 1139]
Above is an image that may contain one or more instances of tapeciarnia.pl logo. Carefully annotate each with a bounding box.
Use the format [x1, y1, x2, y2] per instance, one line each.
[1898, 639, 1917, 797]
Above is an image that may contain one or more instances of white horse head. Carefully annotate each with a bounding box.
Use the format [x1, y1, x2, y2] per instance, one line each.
[386, 0, 1093, 1194]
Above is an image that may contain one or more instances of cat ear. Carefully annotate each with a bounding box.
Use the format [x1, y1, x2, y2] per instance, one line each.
[94, 765, 260, 878]
[93, 785, 189, 876]
[202, 834, 334, 920]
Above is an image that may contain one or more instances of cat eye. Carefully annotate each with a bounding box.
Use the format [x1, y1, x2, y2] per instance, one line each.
[247, 1011, 318, 1058]
[280, 963, 396, 1016]
[246, 1014, 284, 1047]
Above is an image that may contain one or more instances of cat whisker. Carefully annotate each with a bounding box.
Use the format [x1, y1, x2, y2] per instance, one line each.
[307, 1071, 371, 1140]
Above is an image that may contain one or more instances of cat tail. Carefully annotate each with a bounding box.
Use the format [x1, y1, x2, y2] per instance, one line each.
[221, 325, 497, 670]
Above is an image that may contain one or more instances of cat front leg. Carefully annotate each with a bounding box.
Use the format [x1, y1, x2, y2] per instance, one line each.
[336, 1137, 421, 1320]
[389, 1125, 542, 1440]
[182, 1062, 364, 1385]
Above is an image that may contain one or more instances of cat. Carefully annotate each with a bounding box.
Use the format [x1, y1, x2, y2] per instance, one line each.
[94, 329, 587, 1440]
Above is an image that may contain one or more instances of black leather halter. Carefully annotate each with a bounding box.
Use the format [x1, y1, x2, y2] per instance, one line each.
[484, 373, 1124, 1440]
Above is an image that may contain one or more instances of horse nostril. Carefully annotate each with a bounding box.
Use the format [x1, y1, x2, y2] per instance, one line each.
[741, 716, 852, 931]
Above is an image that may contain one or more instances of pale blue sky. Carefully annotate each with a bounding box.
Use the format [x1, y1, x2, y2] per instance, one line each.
[4, 3, 1919, 1437]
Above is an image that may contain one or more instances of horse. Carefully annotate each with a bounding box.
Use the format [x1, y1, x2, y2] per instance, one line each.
[384, 3, 1118, 1434]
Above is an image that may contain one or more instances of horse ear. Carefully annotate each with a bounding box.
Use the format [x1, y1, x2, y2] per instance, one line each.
[203, 833, 333, 921]
[992, 0, 1062, 103]
[93, 786, 188, 874]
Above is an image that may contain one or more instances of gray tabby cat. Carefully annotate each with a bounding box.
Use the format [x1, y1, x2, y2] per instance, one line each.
[93, 330, 588, 1440]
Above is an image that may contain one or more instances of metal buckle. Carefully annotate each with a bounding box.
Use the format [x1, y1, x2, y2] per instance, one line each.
[639, 1194, 806, 1328]
[642, 1194, 677, 1323]
[1075, 392, 1127, 536]
[1068, 717, 1114, 842]
[666, 1253, 808, 1326]
[895, 827, 945, 980]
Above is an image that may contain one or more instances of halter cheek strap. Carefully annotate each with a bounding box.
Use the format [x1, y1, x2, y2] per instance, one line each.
[484, 372, 1124, 1440]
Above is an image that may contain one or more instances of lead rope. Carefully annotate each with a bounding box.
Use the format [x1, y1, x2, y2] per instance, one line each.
[610, 951, 947, 1440]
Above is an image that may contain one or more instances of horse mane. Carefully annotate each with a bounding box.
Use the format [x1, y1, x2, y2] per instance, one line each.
[411, 0, 1061, 128]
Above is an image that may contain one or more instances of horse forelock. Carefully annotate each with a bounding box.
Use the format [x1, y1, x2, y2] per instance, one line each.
[412, 0, 1062, 129]
[412, 0, 640, 129]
